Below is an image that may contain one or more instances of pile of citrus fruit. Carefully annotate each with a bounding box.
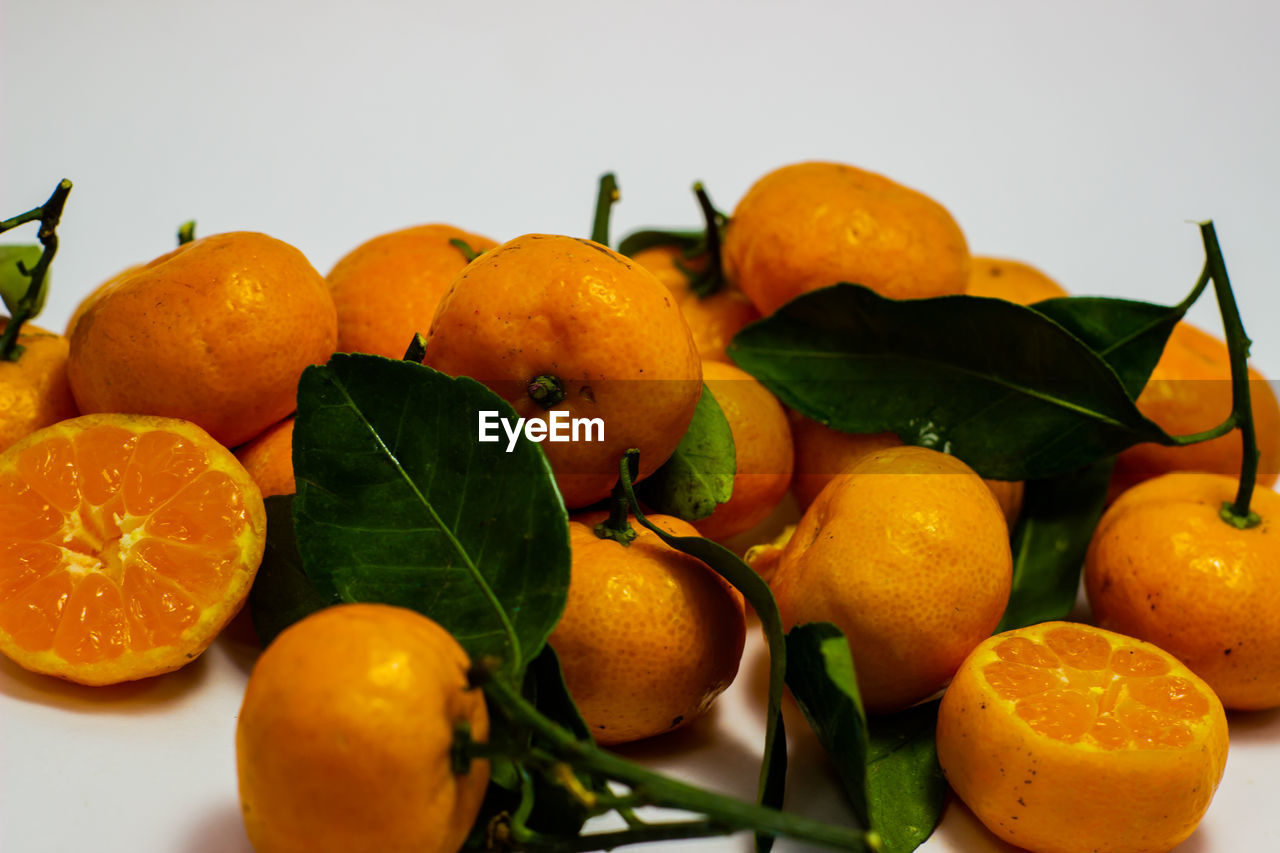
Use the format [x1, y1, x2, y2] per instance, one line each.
[1, 158, 1276, 853]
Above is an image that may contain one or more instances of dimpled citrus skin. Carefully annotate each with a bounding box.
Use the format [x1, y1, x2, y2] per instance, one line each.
[1112, 321, 1280, 497]
[327, 223, 498, 359]
[966, 256, 1068, 304]
[550, 512, 746, 745]
[234, 417, 295, 498]
[692, 361, 793, 542]
[1087, 472, 1280, 710]
[67, 232, 337, 449]
[237, 603, 490, 853]
[631, 245, 761, 362]
[937, 622, 1228, 853]
[424, 234, 702, 508]
[788, 414, 1023, 528]
[722, 161, 970, 316]
[0, 321, 78, 452]
[771, 445, 1012, 713]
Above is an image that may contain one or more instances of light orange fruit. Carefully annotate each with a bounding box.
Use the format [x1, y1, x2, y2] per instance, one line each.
[0, 320, 78, 451]
[67, 231, 337, 448]
[1087, 471, 1280, 710]
[722, 161, 970, 316]
[327, 223, 498, 359]
[788, 414, 1024, 528]
[770, 445, 1011, 713]
[550, 512, 746, 745]
[692, 361, 793, 542]
[1112, 321, 1280, 497]
[424, 234, 702, 508]
[631, 245, 761, 362]
[966, 256, 1068, 304]
[237, 603, 490, 853]
[0, 413, 266, 685]
[938, 621, 1228, 853]
[234, 417, 295, 498]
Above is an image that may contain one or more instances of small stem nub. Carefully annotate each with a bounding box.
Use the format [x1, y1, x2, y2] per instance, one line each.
[591, 173, 620, 247]
[177, 220, 196, 245]
[527, 375, 565, 409]
[402, 332, 428, 363]
[0, 178, 72, 362]
[450, 238, 482, 263]
[593, 452, 639, 546]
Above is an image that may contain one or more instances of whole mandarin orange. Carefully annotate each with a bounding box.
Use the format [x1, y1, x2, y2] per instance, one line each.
[424, 234, 702, 508]
[327, 223, 498, 359]
[0, 320, 78, 452]
[722, 161, 970, 316]
[966, 256, 1068, 304]
[550, 512, 746, 745]
[234, 416, 294, 498]
[67, 232, 337, 448]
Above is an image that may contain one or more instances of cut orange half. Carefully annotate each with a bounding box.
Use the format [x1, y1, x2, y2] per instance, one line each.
[0, 413, 267, 685]
[937, 621, 1228, 853]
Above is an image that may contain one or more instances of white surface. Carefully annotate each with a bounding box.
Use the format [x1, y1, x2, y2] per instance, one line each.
[3, 2, 1279, 851]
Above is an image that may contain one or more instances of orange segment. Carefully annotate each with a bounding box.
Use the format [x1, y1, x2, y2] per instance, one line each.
[0, 413, 266, 685]
[938, 621, 1229, 853]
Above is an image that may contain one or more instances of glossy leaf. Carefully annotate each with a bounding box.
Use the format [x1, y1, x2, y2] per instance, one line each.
[998, 457, 1116, 632]
[727, 284, 1173, 480]
[248, 495, 335, 647]
[0, 244, 45, 317]
[291, 354, 570, 676]
[866, 702, 946, 853]
[636, 384, 735, 521]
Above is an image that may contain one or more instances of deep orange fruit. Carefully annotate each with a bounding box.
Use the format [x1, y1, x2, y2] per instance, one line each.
[234, 417, 295, 498]
[0, 320, 78, 452]
[0, 413, 266, 685]
[938, 621, 1228, 853]
[966, 256, 1068, 304]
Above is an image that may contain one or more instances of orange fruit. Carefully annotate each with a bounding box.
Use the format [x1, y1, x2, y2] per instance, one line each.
[234, 417, 295, 498]
[65, 263, 141, 339]
[770, 445, 1011, 713]
[0, 413, 266, 685]
[0, 320, 78, 451]
[722, 161, 970, 316]
[1086, 471, 1280, 710]
[631, 245, 761, 362]
[424, 234, 702, 508]
[550, 512, 746, 745]
[966, 256, 1068, 304]
[691, 361, 793, 542]
[789, 414, 1024, 528]
[327, 223, 498, 359]
[237, 603, 489, 853]
[1112, 321, 1280, 497]
[67, 231, 338, 448]
[937, 621, 1228, 853]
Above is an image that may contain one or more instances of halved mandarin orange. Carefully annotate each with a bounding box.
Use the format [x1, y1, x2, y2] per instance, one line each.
[937, 621, 1228, 853]
[0, 413, 267, 685]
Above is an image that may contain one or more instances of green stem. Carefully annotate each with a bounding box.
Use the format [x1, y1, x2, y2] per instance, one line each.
[450, 237, 482, 263]
[1201, 221, 1261, 526]
[591, 173, 619, 246]
[402, 332, 428, 363]
[0, 179, 72, 361]
[527, 375, 565, 409]
[177, 220, 196, 245]
[480, 675, 874, 852]
[687, 182, 728, 298]
[1167, 414, 1238, 446]
[592, 473, 636, 546]
[511, 819, 733, 852]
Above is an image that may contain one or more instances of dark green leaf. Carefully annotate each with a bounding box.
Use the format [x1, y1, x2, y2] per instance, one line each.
[617, 227, 704, 257]
[727, 284, 1172, 480]
[292, 354, 570, 676]
[784, 623, 870, 828]
[998, 457, 1116, 632]
[248, 495, 336, 647]
[0, 244, 45, 317]
[636, 384, 735, 521]
[618, 452, 786, 853]
[866, 702, 946, 853]
[1031, 295, 1186, 398]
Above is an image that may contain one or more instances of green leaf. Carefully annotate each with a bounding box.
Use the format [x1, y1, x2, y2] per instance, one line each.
[523, 646, 603, 834]
[998, 456, 1116, 632]
[785, 623, 870, 828]
[636, 384, 735, 521]
[785, 623, 945, 853]
[617, 227, 704, 258]
[248, 495, 337, 647]
[1030, 295, 1187, 398]
[291, 354, 570, 677]
[866, 702, 946, 853]
[727, 284, 1173, 480]
[0, 244, 45, 317]
[618, 451, 787, 853]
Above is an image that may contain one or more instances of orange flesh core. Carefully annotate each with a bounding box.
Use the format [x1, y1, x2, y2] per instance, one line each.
[0, 424, 252, 664]
[981, 625, 1212, 750]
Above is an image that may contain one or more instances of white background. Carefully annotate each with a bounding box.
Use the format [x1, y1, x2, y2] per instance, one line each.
[3, 1, 1279, 851]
